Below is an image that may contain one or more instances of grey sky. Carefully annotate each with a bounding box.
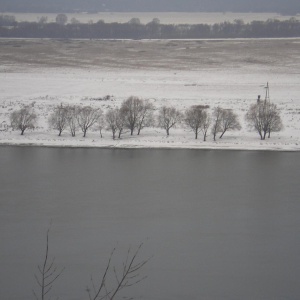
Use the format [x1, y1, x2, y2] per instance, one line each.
[0, 0, 299, 14]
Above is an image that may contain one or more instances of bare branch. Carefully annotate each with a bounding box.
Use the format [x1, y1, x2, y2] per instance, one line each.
[77, 106, 102, 137]
[33, 227, 64, 300]
[10, 105, 37, 135]
[86, 248, 116, 300]
[245, 101, 282, 140]
[157, 105, 182, 136]
[48, 104, 68, 136]
[33, 289, 39, 300]
[86, 243, 150, 300]
[185, 105, 210, 141]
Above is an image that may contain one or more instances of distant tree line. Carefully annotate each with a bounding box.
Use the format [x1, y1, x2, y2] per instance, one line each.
[0, 15, 300, 38]
[8, 97, 283, 141]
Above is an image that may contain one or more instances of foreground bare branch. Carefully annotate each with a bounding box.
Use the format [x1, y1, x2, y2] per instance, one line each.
[86, 243, 151, 300]
[33, 227, 64, 300]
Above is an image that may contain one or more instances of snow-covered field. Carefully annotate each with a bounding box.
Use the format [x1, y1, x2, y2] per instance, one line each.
[0, 38, 300, 151]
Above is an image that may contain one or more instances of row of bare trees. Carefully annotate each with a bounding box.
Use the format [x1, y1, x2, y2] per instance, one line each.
[105, 97, 155, 139]
[47, 97, 155, 139]
[183, 101, 283, 141]
[47, 100, 243, 141]
[48, 104, 102, 138]
[9, 97, 283, 140]
[157, 105, 242, 141]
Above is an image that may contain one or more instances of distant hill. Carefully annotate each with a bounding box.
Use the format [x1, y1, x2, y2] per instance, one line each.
[0, 0, 299, 15]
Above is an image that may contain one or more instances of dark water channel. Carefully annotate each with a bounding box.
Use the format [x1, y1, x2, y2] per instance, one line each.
[0, 147, 300, 300]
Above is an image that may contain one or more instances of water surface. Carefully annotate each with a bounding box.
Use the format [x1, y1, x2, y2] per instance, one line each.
[0, 147, 299, 300]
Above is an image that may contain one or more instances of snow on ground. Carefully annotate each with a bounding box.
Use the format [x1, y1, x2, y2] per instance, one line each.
[0, 38, 300, 151]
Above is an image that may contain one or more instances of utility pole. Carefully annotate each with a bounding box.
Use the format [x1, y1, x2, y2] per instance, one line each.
[264, 82, 270, 103]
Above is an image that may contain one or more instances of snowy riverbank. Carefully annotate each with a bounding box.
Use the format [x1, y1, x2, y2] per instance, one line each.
[1, 39, 299, 151]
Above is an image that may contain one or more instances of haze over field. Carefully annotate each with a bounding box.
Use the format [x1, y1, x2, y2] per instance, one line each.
[1, 0, 300, 14]
[8, 12, 300, 25]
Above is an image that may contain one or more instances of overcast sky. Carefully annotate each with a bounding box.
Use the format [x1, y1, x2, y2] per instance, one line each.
[1, 0, 299, 14]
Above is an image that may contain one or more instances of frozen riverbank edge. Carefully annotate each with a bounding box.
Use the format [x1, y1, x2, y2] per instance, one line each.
[0, 138, 298, 152]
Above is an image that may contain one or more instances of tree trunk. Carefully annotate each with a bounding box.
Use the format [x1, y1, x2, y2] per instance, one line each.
[118, 129, 122, 139]
[263, 131, 267, 140]
[219, 130, 225, 139]
[166, 128, 169, 136]
[195, 130, 198, 139]
[83, 130, 87, 137]
[258, 130, 263, 140]
[58, 130, 62, 136]
[203, 132, 207, 141]
[21, 129, 25, 135]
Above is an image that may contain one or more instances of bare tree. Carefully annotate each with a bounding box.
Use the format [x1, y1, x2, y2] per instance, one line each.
[56, 14, 68, 25]
[106, 109, 119, 140]
[157, 106, 182, 136]
[245, 101, 283, 140]
[120, 96, 144, 136]
[77, 106, 102, 137]
[219, 109, 241, 138]
[106, 108, 127, 139]
[211, 106, 223, 141]
[10, 105, 37, 135]
[185, 105, 209, 140]
[136, 100, 155, 135]
[97, 114, 106, 138]
[66, 105, 80, 137]
[128, 18, 141, 25]
[245, 103, 265, 140]
[33, 227, 64, 300]
[116, 108, 127, 139]
[70, 17, 80, 24]
[48, 104, 68, 136]
[86, 244, 150, 300]
[38, 16, 48, 24]
[267, 106, 283, 138]
[200, 110, 211, 141]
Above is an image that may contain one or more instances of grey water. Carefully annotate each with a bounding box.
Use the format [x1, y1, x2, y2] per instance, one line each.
[0, 146, 300, 300]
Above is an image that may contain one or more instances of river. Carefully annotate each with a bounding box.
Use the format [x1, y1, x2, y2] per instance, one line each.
[0, 147, 300, 300]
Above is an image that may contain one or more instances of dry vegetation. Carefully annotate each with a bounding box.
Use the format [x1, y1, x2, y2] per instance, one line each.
[1, 38, 300, 72]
